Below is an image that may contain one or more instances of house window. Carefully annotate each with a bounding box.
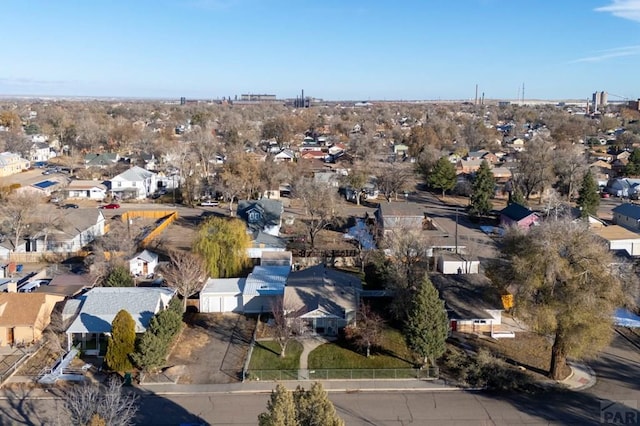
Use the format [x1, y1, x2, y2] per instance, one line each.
[132, 182, 136, 187]
[248, 211, 261, 223]
[473, 320, 487, 324]
[117, 182, 122, 188]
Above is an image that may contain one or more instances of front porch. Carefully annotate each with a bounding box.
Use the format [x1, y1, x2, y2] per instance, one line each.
[67, 332, 108, 356]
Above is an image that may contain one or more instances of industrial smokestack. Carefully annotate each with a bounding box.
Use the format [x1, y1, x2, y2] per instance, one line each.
[475, 84, 478, 105]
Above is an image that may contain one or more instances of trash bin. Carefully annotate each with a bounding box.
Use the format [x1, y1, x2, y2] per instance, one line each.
[124, 372, 132, 386]
[16, 264, 23, 273]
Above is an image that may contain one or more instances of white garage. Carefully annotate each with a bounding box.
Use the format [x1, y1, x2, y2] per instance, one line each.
[199, 278, 245, 313]
[594, 225, 640, 257]
[438, 254, 480, 275]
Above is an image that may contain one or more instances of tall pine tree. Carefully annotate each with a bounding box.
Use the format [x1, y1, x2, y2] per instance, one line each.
[105, 310, 136, 372]
[404, 276, 449, 368]
[427, 157, 457, 197]
[576, 169, 600, 218]
[469, 160, 496, 217]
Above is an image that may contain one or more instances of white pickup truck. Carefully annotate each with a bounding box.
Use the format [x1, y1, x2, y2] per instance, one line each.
[200, 201, 219, 207]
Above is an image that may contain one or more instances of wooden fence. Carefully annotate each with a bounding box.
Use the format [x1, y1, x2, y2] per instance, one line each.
[139, 211, 179, 247]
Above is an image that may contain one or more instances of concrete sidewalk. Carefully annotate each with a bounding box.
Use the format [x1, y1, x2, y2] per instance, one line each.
[139, 378, 460, 395]
[559, 361, 596, 391]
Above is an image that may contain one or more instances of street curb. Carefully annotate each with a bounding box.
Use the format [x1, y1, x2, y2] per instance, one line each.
[142, 387, 466, 396]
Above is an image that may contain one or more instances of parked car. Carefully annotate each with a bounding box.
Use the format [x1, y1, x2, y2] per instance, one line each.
[99, 203, 121, 209]
[61, 203, 79, 209]
[200, 201, 219, 207]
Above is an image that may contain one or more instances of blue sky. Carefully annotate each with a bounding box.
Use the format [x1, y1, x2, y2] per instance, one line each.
[0, 0, 639, 101]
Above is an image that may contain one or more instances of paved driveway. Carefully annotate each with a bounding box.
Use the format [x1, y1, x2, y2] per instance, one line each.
[166, 313, 255, 384]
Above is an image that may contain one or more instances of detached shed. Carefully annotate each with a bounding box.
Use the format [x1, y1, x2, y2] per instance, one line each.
[199, 278, 245, 313]
[438, 254, 480, 274]
[129, 250, 159, 277]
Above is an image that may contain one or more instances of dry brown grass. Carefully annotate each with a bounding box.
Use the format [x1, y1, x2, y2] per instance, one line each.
[470, 332, 571, 379]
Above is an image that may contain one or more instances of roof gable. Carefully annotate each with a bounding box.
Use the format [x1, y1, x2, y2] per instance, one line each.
[112, 166, 155, 182]
[66, 287, 175, 334]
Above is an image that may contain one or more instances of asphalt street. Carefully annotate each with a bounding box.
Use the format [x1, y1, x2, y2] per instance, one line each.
[1, 333, 638, 425]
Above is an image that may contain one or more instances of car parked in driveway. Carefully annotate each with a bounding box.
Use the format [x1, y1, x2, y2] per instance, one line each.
[61, 203, 79, 209]
[200, 201, 219, 207]
[99, 203, 121, 209]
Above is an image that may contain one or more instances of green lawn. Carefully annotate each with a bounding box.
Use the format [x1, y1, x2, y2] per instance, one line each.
[248, 340, 303, 370]
[308, 328, 415, 369]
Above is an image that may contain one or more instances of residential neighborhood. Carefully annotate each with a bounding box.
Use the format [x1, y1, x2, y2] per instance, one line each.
[0, 94, 639, 424]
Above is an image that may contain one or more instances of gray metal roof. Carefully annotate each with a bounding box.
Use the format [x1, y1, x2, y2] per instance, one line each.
[201, 278, 245, 295]
[242, 265, 289, 296]
[65, 287, 175, 334]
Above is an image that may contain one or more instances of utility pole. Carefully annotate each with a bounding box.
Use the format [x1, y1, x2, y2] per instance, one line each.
[455, 207, 459, 254]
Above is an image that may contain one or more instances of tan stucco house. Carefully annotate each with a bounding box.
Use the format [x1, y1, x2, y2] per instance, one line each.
[0, 293, 65, 347]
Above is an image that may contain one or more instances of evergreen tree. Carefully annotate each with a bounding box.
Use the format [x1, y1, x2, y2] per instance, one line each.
[105, 310, 136, 372]
[469, 160, 496, 217]
[625, 149, 640, 176]
[258, 384, 297, 426]
[193, 217, 251, 277]
[427, 156, 457, 197]
[131, 331, 167, 373]
[168, 296, 184, 316]
[576, 169, 600, 218]
[149, 308, 182, 343]
[105, 265, 135, 287]
[404, 276, 449, 368]
[294, 382, 344, 426]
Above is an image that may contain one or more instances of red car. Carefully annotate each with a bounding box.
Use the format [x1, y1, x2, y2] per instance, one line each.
[100, 203, 121, 209]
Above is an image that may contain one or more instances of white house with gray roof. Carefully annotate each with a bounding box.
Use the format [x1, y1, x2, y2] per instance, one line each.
[109, 166, 158, 200]
[65, 287, 176, 354]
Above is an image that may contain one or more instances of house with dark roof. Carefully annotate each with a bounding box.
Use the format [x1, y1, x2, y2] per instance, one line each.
[284, 264, 361, 336]
[84, 153, 119, 168]
[612, 203, 640, 231]
[237, 199, 284, 236]
[499, 203, 539, 229]
[432, 274, 508, 336]
[375, 202, 429, 235]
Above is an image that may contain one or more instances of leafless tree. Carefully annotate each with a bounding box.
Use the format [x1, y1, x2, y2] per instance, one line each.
[554, 145, 587, 200]
[381, 228, 431, 321]
[344, 303, 384, 357]
[293, 178, 340, 250]
[62, 377, 139, 426]
[0, 193, 39, 251]
[515, 136, 556, 203]
[270, 296, 302, 358]
[159, 250, 207, 312]
[376, 164, 411, 202]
